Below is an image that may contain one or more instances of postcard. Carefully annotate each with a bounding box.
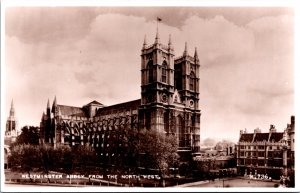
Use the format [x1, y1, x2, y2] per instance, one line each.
[1, 0, 298, 192]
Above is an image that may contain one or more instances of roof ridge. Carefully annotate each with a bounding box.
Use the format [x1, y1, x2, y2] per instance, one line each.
[57, 104, 82, 109]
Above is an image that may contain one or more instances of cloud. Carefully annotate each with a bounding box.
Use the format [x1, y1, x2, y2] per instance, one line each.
[5, 7, 98, 44]
[4, 8, 294, 142]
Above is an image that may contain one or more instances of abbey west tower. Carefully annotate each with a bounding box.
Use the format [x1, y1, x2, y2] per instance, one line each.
[139, 30, 201, 158]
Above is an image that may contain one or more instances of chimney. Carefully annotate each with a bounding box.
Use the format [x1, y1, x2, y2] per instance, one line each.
[240, 130, 244, 135]
[291, 115, 295, 125]
[254, 128, 261, 133]
[269, 124, 276, 133]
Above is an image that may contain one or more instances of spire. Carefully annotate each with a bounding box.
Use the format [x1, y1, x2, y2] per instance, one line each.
[42, 111, 46, 120]
[143, 34, 147, 49]
[183, 42, 188, 56]
[194, 47, 199, 61]
[155, 26, 160, 44]
[168, 34, 172, 46]
[52, 96, 57, 114]
[52, 96, 57, 108]
[155, 17, 161, 44]
[10, 99, 15, 117]
[47, 99, 50, 109]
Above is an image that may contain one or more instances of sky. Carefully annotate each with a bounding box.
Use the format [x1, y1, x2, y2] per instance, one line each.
[2, 7, 294, 142]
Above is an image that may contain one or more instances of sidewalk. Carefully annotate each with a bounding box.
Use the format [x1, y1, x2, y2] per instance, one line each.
[175, 180, 210, 187]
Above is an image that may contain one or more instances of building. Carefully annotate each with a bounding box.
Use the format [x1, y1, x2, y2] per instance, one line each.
[236, 116, 295, 179]
[4, 100, 18, 169]
[40, 30, 201, 165]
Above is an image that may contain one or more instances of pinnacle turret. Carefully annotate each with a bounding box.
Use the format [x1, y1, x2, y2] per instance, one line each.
[183, 42, 188, 56]
[154, 27, 160, 44]
[52, 96, 57, 113]
[143, 34, 147, 49]
[194, 47, 199, 62]
[47, 99, 50, 109]
[10, 99, 15, 117]
[168, 34, 172, 46]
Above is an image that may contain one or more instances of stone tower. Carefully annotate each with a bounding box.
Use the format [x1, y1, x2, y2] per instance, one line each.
[139, 29, 201, 158]
[5, 100, 18, 138]
[174, 43, 200, 110]
[139, 29, 175, 133]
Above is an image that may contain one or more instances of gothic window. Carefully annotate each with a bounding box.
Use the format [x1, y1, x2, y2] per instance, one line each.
[176, 115, 184, 147]
[147, 60, 153, 83]
[175, 67, 182, 90]
[161, 61, 167, 83]
[189, 71, 196, 91]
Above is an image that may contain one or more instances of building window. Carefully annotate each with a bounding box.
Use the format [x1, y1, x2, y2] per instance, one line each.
[258, 152, 265, 157]
[189, 71, 195, 91]
[161, 61, 167, 83]
[258, 160, 265, 166]
[147, 60, 153, 83]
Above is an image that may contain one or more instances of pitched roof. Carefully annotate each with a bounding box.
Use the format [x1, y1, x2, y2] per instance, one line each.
[96, 99, 141, 116]
[239, 133, 254, 142]
[57, 105, 87, 117]
[85, 100, 104, 106]
[253, 133, 269, 142]
[269, 132, 284, 142]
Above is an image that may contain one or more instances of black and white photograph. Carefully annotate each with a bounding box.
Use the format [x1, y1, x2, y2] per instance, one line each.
[1, 1, 298, 191]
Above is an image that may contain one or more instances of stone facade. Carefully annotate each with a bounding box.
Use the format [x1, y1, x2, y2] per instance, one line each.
[236, 116, 295, 179]
[40, 31, 201, 165]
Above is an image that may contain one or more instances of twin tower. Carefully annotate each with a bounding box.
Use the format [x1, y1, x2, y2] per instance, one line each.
[139, 30, 201, 155]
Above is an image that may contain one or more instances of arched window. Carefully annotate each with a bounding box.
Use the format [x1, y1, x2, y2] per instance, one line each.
[189, 71, 195, 91]
[161, 61, 167, 83]
[147, 60, 153, 83]
[176, 115, 184, 147]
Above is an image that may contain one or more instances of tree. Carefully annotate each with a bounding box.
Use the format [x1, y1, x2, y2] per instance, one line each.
[13, 126, 40, 146]
[38, 144, 55, 182]
[8, 144, 40, 182]
[202, 138, 216, 147]
[72, 145, 97, 174]
[53, 144, 73, 174]
[138, 129, 179, 184]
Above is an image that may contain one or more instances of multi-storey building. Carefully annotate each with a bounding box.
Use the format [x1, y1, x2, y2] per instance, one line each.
[40, 30, 201, 165]
[236, 116, 295, 179]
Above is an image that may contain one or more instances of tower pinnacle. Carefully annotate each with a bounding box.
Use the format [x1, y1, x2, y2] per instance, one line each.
[52, 96, 57, 108]
[52, 96, 57, 114]
[143, 34, 147, 49]
[155, 17, 162, 44]
[168, 34, 172, 46]
[183, 42, 188, 56]
[155, 27, 160, 44]
[194, 47, 199, 59]
[194, 47, 200, 64]
[10, 99, 15, 117]
[47, 99, 50, 109]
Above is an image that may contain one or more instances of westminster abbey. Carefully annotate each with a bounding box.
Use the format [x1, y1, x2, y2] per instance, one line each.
[40, 31, 201, 162]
